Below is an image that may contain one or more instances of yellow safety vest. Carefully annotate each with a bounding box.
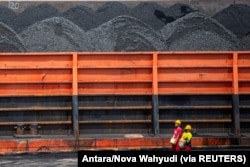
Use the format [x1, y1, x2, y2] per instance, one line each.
[181, 131, 192, 146]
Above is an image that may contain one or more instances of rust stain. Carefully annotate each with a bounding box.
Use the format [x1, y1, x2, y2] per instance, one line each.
[0, 137, 248, 154]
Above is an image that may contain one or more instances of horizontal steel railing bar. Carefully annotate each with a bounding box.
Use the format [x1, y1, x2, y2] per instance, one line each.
[0, 107, 72, 111]
[0, 81, 72, 84]
[78, 80, 152, 83]
[0, 121, 71, 125]
[0, 106, 152, 111]
[0, 67, 72, 70]
[77, 93, 153, 95]
[238, 66, 250, 68]
[78, 66, 152, 69]
[158, 93, 233, 95]
[159, 119, 232, 123]
[79, 120, 151, 124]
[0, 119, 234, 125]
[79, 106, 152, 110]
[240, 119, 250, 122]
[239, 80, 250, 82]
[158, 80, 232, 83]
[77, 119, 232, 124]
[239, 106, 250, 109]
[158, 65, 233, 68]
[239, 92, 250, 95]
[0, 105, 238, 111]
[159, 106, 232, 109]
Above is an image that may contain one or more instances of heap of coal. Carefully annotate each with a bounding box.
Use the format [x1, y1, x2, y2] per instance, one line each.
[0, 22, 26, 52]
[160, 12, 239, 51]
[164, 3, 197, 19]
[213, 4, 250, 38]
[131, 2, 167, 31]
[96, 2, 133, 27]
[0, 2, 249, 52]
[12, 3, 60, 33]
[62, 5, 99, 31]
[86, 15, 166, 51]
[0, 5, 17, 30]
[240, 34, 250, 50]
[20, 17, 92, 52]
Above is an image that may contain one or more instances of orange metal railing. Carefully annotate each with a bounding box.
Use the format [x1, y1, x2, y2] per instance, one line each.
[0, 51, 249, 96]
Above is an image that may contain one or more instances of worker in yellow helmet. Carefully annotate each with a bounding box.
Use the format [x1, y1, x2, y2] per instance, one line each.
[179, 124, 192, 152]
[170, 119, 182, 151]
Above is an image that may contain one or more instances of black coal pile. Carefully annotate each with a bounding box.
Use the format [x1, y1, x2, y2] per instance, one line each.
[213, 4, 250, 38]
[160, 12, 239, 51]
[86, 15, 166, 51]
[131, 2, 167, 31]
[96, 2, 133, 27]
[1, 1, 250, 52]
[164, 3, 197, 19]
[12, 3, 60, 33]
[62, 5, 99, 31]
[0, 22, 26, 52]
[19, 17, 92, 52]
[0, 5, 17, 30]
[240, 34, 250, 50]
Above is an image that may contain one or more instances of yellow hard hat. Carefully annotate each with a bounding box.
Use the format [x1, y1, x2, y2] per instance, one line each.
[185, 124, 192, 130]
[175, 120, 181, 125]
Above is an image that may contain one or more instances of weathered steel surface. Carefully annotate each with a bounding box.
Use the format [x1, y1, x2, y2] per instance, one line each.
[0, 52, 249, 154]
[0, 136, 248, 155]
[0, 52, 249, 96]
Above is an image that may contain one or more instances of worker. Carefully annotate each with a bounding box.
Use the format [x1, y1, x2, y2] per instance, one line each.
[179, 124, 192, 152]
[170, 119, 182, 151]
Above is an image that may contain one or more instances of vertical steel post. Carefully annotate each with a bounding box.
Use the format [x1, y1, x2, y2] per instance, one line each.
[152, 53, 159, 136]
[72, 53, 79, 138]
[232, 52, 240, 137]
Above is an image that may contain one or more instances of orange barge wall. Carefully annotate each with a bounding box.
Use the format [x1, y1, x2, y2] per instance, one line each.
[0, 51, 250, 154]
[1, 52, 249, 96]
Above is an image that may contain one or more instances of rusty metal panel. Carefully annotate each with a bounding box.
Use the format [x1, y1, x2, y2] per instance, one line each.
[0, 136, 248, 154]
